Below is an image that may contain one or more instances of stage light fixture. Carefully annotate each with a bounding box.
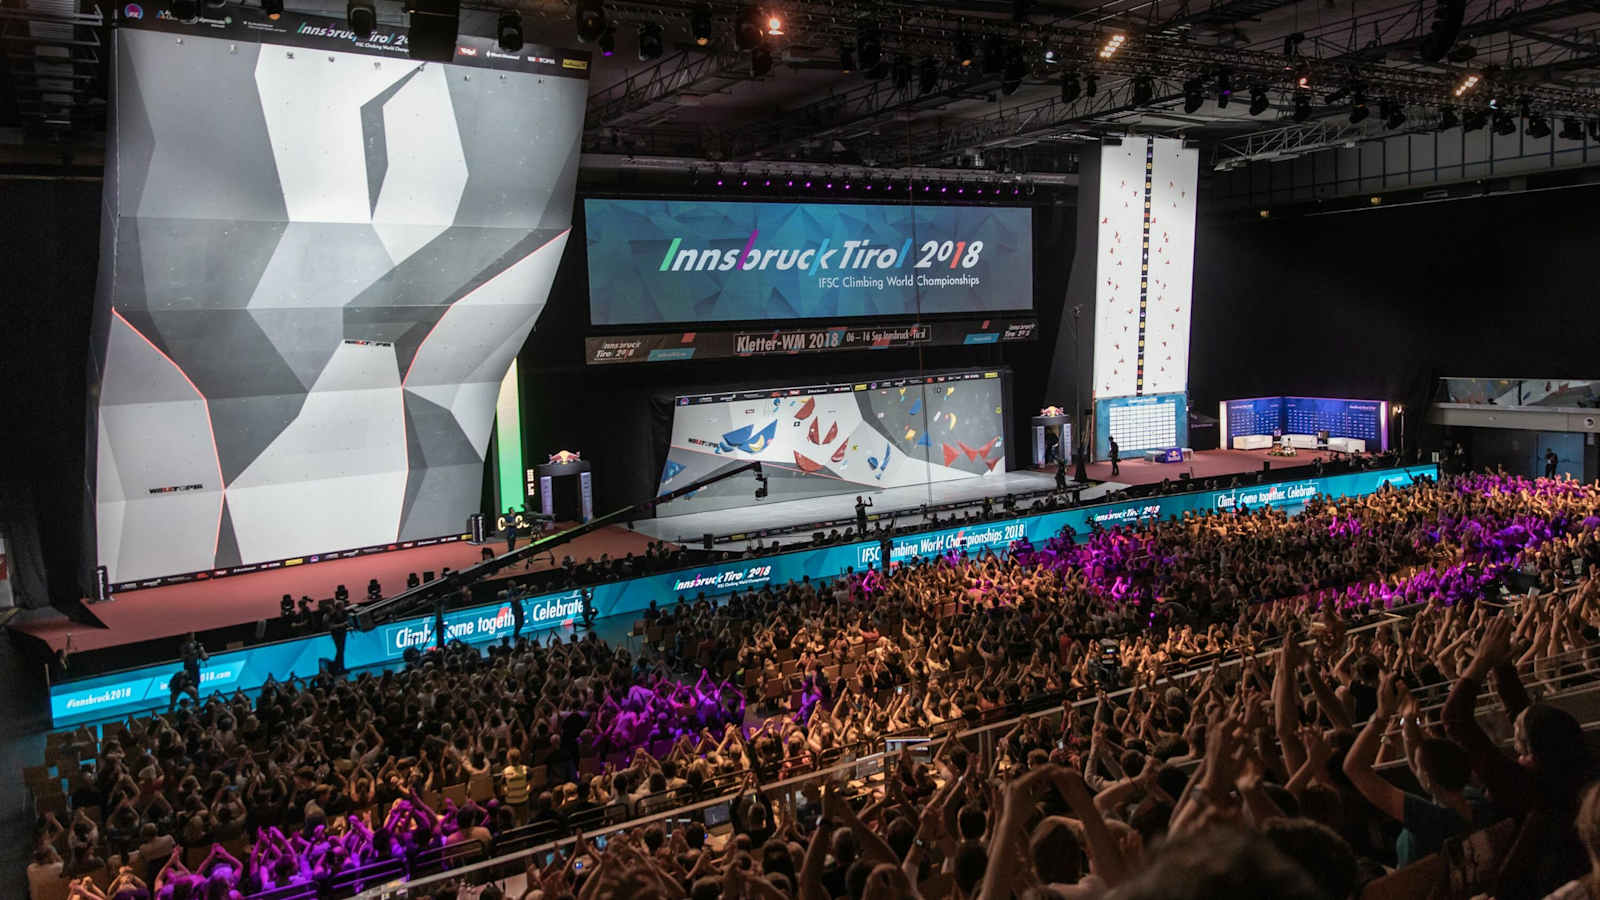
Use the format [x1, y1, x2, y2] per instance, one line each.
[918, 56, 939, 94]
[1132, 74, 1154, 105]
[262, 0, 283, 20]
[982, 34, 1005, 74]
[891, 55, 912, 90]
[751, 45, 773, 76]
[691, 6, 712, 46]
[173, 0, 198, 19]
[636, 22, 662, 60]
[735, 5, 763, 50]
[839, 45, 855, 73]
[1183, 77, 1205, 114]
[1043, 48, 1058, 64]
[1463, 108, 1488, 132]
[598, 26, 616, 56]
[954, 33, 974, 67]
[766, 13, 782, 36]
[347, 0, 376, 39]
[1292, 90, 1311, 122]
[1000, 44, 1026, 95]
[1061, 71, 1080, 102]
[1085, 72, 1098, 96]
[1491, 109, 1516, 135]
[1560, 117, 1584, 140]
[1248, 84, 1269, 116]
[1438, 106, 1459, 130]
[1348, 89, 1368, 123]
[857, 23, 882, 71]
[575, 0, 606, 43]
[1215, 68, 1233, 107]
[1526, 113, 1551, 139]
[1453, 73, 1479, 97]
[495, 12, 524, 51]
[1099, 33, 1125, 59]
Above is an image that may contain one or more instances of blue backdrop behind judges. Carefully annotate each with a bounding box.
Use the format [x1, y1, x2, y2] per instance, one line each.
[584, 199, 1034, 325]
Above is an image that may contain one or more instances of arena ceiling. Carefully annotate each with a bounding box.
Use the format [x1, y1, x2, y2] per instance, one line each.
[5, 0, 1600, 176]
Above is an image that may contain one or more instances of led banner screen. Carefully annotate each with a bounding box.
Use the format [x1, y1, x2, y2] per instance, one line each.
[584, 199, 1033, 325]
[584, 318, 1039, 364]
[51, 464, 1435, 726]
[659, 369, 1007, 515]
[91, 10, 589, 585]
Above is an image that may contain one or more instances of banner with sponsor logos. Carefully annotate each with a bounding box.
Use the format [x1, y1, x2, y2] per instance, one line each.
[584, 319, 1038, 364]
[50, 464, 1435, 725]
[585, 199, 1033, 326]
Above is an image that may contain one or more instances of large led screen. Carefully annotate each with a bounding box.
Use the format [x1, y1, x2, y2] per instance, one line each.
[658, 370, 1008, 515]
[90, 9, 589, 585]
[585, 199, 1033, 325]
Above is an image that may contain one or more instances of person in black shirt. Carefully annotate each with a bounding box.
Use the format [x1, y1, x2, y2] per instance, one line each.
[1055, 457, 1067, 491]
[179, 633, 207, 688]
[1546, 448, 1559, 477]
[1108, 437, 1121, 476]
[327, 599, 349, 674]
[854, 495, 872, 534]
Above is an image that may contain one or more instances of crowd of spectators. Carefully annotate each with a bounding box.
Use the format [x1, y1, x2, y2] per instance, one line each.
[27, 471, 1600, 900]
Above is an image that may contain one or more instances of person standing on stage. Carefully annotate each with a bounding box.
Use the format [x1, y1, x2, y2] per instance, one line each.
[1108, 437, 1121, 476]
[855, 495, 872, 534]
[503, 507, 519, 553]
[179, 632, 207, 688]
[1074, 441, 1089, 483]
[1545, 448, 1560, 478]
[1055, 457, 1067, 491]
[327, 598, 349, 674]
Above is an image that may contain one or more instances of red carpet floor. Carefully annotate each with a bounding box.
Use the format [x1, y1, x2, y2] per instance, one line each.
[1079, 448, 1320, 486]
[11, 525, 668, 653]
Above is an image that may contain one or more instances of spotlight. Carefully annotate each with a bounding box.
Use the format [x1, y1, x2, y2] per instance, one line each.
[173, 0, 197, 19]
[1061, 71, 1080, 103]
[982, 34, 1005, 74]
[1248, 84, 1269, 116]
[498, 11, 524, 52]
[575, 0, 606, 43]
[261, 0, 282, 20]
[839, 45, 855, 73]
[1215, 68, 1233, 107]
[598, 26, 616, 56]
[766, 13, 782, 35]
[918, 57, 939, 94]
[1086, 72, 1097, 96]
[1526, 113, 1551, 139]
[1438, 106, 1459, 130]
[954, 33, 974, 67]
[735, 5, 763, 50]
[1492, 109, 1516, 135]
[1000, 44, 1025, 95]
[1453, 73, 1479, 97]
[1132, 74, 1154, 106]
[1292, 90, 1311, 122]
[893, 56, 912, 90]
[1381, 98, 1405, 129]
[691, 6, 712, 46]
[636, 22, 662, 60]
[1099, 33, 1125, 59]
[1043, 48, 1058, 64]
[751, 45, 772, 76]
[857, 23, 882, 71]
[1183, 77, 1205, 114]
[1560, 117, 1584, 141]
[1348, 89, 1368, 124]
[347, 0, 375, 39]
[1463, 108, 1488, 132]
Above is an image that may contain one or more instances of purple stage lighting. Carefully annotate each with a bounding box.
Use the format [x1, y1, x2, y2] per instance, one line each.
[715, 178, 723, 186]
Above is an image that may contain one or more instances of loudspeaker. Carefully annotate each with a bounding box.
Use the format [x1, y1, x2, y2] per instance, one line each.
[406, 0, 459, 62]
[1262, 461, 1271, 473]
[703, 533, 713, 550]
[423, 570, 435, 582]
